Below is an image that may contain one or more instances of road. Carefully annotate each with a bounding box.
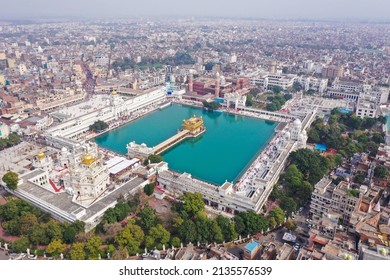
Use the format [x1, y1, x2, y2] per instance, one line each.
[0, 250, 8, 260]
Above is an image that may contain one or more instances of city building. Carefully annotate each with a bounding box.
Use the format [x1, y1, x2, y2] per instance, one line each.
[355, 96, 378, 118]
[244, 241, 260, 260]
[310, 179, 361, 229]
[322, 66, 344, 79]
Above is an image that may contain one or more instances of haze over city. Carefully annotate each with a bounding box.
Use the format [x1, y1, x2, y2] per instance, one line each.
[0, 0, 389, 21]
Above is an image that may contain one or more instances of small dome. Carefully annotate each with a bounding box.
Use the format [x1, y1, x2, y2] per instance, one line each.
[61, 146, 68, 153]
[293, 118, 302, 126]
[37, 151, 45, 160]
[111, 90, 117, 96]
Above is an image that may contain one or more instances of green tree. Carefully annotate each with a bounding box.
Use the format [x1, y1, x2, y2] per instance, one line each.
[0, 200, 19, 221]
[19, 213, 38, 235]
[268, 217, 277, 229]
[28, 223, 49, 245]
[266, 103, 278, 112]
[112, 247, 129, 260]
[2, 171, 19, 190]
[63, 225, 77, 244]
[138, 206, 156, 230]
[374, 166, 388, 179]
[292, 81, 302, 92]
[146, 154, 163, 164]
[268, 207, 285, 225]
[272, 86, 282, 94]
[308, 129, 320, 143]
[372, 133, 385, 144]
[285, 220, 297, 231]
[115, 220, 144, 256]
[195, 213, 210, 243]
[289, 149, 329, 185]
[69, 242, 86, 260]
[144, 183, 155, 196]
[145, 235, 155, 249]
[233, 215, 246, 235]
[208, 219, 224, 243]
[46, 239, 66, 257]
[245, 94, 254, 107]
[73, 220, 85, 233]
[202, 100, 221, 111]
[280, 196, 297, 217]
[296, 181, 313, 206]
[149, 224, 170, 247]
[46, 220, 63, 242]
[11, 237, 29, 253]
[170, 237, 181, 248]
[236, 211, 268, 235]
[89, 120, 108, 132]
[354, 172, 366, 184]
[86, 235, 102, 260]
[182, 192, 205, 217]
[178, 219, 197, 244]
[216, 215, 238, 242]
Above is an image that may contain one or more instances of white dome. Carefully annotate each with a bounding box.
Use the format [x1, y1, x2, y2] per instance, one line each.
[61, 146, 68, 152]
[285, 132, 291, 138]
[293, 118, 302, 126]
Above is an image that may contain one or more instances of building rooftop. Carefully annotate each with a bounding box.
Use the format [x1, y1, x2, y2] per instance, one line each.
[245, 241, 259, 252]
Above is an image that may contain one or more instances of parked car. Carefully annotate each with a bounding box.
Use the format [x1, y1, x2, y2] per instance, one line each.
[293, 243, 301, 251]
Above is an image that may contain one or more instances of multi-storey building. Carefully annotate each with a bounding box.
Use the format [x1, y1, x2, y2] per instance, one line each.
[250, 72, 297, 90]
[310, 179, 361, 228]
[355, 96, 378, 119]
[322, 65, 344, 79]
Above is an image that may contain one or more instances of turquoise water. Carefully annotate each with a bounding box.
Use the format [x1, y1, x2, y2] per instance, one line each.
[95, 104, 277, 185]
[387, 115, 390, 132]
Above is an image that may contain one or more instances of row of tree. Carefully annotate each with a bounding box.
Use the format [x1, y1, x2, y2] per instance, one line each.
[1, 191, 287, 259]
[0, 133, 21, 151]
[266, 93, 292, 112]
[0, 199, 85, 253]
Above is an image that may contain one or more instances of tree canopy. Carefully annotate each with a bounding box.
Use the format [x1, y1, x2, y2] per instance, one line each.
[2, 171, 19, 190]
[138, 206, 156, 230]
[146, 154, 163, 164]
[374, 165, 388, 179]
[202, 100, 221, 111]
[182, 192, 205, 217]
[89, 120, 108, 132]
[144, 183, 155, 196]
[115, 220, 145, 255]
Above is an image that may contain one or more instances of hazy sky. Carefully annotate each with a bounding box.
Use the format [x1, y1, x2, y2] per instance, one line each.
[0, 0, 389, 20]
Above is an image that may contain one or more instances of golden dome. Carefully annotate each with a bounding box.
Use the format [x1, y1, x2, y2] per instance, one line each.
[81, 153, 96, 165]
[37, 151, 45, 160]
[111, 90, 117, 96]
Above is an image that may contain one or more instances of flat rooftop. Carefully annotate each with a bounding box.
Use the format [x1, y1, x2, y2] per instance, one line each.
[16, 174, 145, 222]
[51, 94, 126, 119]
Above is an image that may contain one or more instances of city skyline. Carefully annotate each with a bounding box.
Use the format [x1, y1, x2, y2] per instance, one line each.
[0, 0, 389, 21]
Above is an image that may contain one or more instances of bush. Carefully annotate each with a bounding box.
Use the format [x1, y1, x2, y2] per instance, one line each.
[89, 120, 108, 132]
[144, 183, 155, 196]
